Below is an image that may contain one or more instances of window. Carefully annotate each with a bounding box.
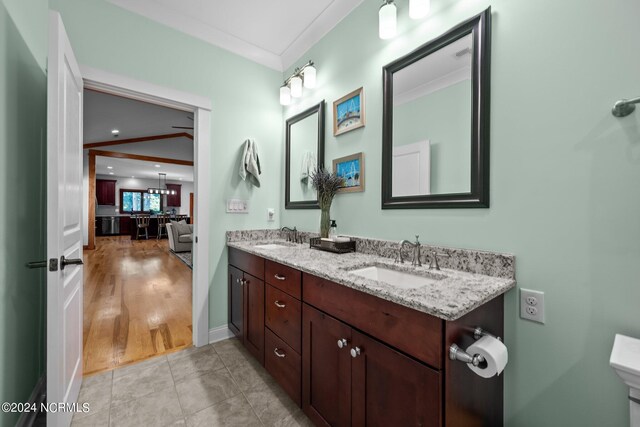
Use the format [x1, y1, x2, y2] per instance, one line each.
[120, 189, 162, 213]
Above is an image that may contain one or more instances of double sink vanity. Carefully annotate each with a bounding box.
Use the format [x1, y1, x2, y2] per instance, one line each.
[227, 229, 515, 426]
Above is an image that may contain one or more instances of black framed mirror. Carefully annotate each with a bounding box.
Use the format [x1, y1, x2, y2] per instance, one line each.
[382, 8, 491, 209]
[285, 101, 325, 209]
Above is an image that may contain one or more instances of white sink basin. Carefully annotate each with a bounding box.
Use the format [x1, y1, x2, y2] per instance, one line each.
[349, 265, 441, 289]
[254, 243, 291, 250]
[611, 334, 640, 390]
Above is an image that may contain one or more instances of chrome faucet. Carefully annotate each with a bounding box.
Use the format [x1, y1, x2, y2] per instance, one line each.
[397, 235, 422, 267]
[281, 226, 300, 243]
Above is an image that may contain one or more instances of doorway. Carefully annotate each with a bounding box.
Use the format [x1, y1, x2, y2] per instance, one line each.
[81, 67, 211, 372]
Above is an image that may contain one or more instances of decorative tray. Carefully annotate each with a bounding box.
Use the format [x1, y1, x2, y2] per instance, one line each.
[309, 237, 356, 254]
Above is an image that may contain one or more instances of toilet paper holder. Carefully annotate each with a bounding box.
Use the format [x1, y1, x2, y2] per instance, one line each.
[449, 327, 502, 367]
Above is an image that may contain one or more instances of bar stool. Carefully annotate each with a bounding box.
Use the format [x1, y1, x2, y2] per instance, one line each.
[176, 214, 189, 223]
[134, 214, 150, 240]
[157, 214, 169, 239]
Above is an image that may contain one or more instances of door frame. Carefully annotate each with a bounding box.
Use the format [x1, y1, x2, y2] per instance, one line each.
[81, 66, 212, 347]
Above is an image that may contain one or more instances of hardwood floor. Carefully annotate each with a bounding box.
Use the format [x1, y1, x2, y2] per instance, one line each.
[82, 236, 192, 376]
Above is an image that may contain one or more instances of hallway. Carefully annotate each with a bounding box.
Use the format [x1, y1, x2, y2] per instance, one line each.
[83, 236, 192, 375]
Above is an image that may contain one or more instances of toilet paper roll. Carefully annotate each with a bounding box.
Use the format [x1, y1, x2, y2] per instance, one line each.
[466, 335, 508, 378]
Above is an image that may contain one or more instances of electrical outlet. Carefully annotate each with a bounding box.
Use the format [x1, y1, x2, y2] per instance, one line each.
[521, 288, 545, 324]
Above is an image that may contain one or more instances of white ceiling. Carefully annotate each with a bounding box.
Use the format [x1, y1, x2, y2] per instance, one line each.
[394, 34, 472, 106]
[84, 89, 193, 143]
[96, 157, 194, 182]
[106, 0, 364, 71]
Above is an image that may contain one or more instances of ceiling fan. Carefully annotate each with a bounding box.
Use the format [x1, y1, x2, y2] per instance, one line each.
[172, 115, 193, 130]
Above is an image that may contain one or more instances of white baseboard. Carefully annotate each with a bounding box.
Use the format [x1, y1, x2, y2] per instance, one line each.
[208, 325, 234, 344]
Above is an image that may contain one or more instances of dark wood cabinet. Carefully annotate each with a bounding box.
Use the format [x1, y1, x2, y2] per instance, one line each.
[119, 216, 131, 235]
[96, 179, 117, 205]
[302, 304, 352, 427]
[351, 331, 441, 427]
[166, 184, 181, 207]
[229, 246, 504, 427]
[228, 247, 265, 365]
[228, 265, 244, 339]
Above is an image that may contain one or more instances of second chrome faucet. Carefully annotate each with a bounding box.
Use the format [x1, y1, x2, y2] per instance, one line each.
[396, 236, 450, 270]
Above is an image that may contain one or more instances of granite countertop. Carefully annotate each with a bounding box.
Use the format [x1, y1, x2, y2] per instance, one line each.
[227, 239, 516, 321]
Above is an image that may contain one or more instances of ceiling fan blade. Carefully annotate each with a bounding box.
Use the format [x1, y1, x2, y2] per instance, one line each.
[172, 126, 194, 130]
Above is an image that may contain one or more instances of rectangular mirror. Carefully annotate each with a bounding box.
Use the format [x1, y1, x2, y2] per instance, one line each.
[382, 8, 491, 208]
[285, 101, 325, 209]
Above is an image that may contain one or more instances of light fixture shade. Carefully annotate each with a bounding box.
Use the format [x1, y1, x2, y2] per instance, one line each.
[303, 65, 316, 89]
[409, 0, 430, 19]
[290, 76, 303, 98]
[279, 85, 291, 105]
[379, 1, 397, 40]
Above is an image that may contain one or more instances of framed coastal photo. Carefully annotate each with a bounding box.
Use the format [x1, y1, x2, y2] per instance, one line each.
[333, 152, 365, 193]
[333, 87, 365, 136]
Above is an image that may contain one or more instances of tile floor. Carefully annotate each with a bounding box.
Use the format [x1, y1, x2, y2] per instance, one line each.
[72, 338, 313, 427]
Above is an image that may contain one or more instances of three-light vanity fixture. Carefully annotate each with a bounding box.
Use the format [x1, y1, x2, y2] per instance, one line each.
[148, 173, 177, 195]
[279, 60, 317, 106]
[379, 0, 431, 39]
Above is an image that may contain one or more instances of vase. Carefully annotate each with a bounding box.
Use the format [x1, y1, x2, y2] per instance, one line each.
[320, 204, 331, 238]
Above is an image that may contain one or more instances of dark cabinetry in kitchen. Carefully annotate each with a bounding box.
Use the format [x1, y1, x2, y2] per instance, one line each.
[166, 184, 181, 207]
[96, 179, 117, 205]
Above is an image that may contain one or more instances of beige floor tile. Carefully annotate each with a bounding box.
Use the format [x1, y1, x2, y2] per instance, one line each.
[226, 357, 272, 392]
[109, 387, 183, 427]
[71, 408, 110, 427]
[168, 345, 225, 383]
[185, 394, 261, 427]
[111, 359, 175, 407]
[212, 339, 252, 369]
[75, 373, 113, 420]
[175, 369, 241, 415]
[244, 379, 304, 426]
[112, 354, 168, 379]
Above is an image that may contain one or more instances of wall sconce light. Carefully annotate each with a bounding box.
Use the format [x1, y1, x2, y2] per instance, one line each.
[379, 0, 397, 40]
[279, 61, 316, 106]
[409, 0, 430, 19]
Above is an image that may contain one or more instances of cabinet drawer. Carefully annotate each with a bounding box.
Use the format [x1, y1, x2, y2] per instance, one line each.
[229, 247, 264, 280]
[265, 260, 301, 298]
[266, 285, 301, 353]
[265, 328, 301, 406]
[303, 273, 443, 369]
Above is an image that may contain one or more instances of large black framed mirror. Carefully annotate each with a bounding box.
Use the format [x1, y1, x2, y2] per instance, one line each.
[285, 101, 325, 209]
[382, 8, 491, 209]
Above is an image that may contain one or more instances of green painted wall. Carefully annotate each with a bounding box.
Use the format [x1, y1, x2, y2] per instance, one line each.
[281, 0, 640, 425]
[49, 0, 284, 329]
[0, 0, 48, 426]
[394, 79, 471, 193]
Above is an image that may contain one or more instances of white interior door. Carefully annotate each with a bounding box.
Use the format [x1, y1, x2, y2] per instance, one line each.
[392, 140, 431, 197]
[47, 12, 84, 427]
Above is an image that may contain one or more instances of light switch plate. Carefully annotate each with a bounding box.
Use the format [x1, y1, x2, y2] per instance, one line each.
[267, 208, 275, 222]
[520, 288, 545, 324]
[226, 199, 249, 214]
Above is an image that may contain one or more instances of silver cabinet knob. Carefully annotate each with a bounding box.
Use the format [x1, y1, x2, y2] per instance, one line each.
[274, 301, 286, 308]
[337, 338, 348, 349]
[274, 348, 286, 358]
[350, 347, 361, 358]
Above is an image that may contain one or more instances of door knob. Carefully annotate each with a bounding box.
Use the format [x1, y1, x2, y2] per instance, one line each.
[350, 347, 362, 358]
[337, 338, 348, 349]
[60, 256, 83, 271]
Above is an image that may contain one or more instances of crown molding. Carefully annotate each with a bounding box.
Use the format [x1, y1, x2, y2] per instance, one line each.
[106, 0, 364, 72]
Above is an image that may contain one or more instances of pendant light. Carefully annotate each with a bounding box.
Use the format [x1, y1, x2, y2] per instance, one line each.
[409, 0, 430, 19]
[379, 0, 397, 40]
[148, 173, 176, 195]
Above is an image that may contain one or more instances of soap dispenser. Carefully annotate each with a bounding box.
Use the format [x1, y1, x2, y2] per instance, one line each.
[328, 220, 338, 240]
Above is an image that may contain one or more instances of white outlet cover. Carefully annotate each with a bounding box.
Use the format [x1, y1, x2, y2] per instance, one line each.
[521, 288, 545, 324]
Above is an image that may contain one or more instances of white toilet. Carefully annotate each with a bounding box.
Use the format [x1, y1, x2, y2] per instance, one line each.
[610, 334, 640, 427]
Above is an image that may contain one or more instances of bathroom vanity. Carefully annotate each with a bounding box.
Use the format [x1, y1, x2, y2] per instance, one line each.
[227, 231, 515, 426]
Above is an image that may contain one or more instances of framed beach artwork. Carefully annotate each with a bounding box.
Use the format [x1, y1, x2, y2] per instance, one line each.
[333, 152, 365, 193]
[333, 87, 365, 136]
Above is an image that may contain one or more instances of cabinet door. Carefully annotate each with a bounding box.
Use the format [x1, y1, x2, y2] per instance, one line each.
[228, 265, 244, 340]
[166, 184, 181, 207]
[351, 331, 441, 427]
[119, 217, 130, 235]
[302, 304, 351, 427]
[96, 179, 116, 205]
[243, 273, 264, 365]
